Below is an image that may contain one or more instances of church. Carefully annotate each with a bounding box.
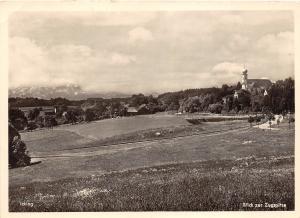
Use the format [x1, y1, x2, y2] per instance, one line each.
[234, 68, 272, 98]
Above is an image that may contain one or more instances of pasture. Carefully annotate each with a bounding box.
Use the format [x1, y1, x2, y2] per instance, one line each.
[9, 114, 295, 211]
[56, 114, 189, 140]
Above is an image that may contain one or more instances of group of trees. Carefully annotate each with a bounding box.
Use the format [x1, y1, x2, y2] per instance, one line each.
[9, 77, 294, 131]
[160, 78, 294, 114]
[9, 97, 85, 108]
[264, 78, 294, 114]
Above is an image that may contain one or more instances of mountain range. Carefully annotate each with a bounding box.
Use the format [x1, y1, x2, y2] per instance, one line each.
[9, 84, 133, 100]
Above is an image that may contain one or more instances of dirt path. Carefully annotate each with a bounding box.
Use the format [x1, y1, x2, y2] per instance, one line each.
[254, 114, 283, 130]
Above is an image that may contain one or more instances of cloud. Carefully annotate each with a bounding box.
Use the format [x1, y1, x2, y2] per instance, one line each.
[82, 13, 156, 26]
[9, 37, 137, 89]
[256, 31, 293, 55]
[228, 34, 250, 51]
[110, 53, 136, 65]
[8, 11, 294, 93]
[9, 37, 50, 87]
[211, 62, 244, 85]
[9, 12, 156, 35]
[212, 62, 243, 74]
[128, 27, 154, 44]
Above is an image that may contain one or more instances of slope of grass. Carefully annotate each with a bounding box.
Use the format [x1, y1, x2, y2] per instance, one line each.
[21, 120, 246, 154]
[10, 122, 294, 187]
[10, 119, 294, 211]
[56, 114, 190, 140]
[9, 156, 294, 211]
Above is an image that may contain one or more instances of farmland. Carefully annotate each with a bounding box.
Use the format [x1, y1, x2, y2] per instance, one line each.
[9, 114, 295, 211]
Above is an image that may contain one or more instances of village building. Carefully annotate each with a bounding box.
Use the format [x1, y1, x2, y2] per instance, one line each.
[125, 104, 150, 116]
[234, 68, 273, 99]
[241, 68, 272, 94]
[126, 107, 138, 116]
[231, 68, 274, 111]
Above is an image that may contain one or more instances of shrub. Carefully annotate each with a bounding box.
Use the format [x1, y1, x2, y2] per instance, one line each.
[27, 121, 38, 131]
[208, 103, 223, 114]
[28, 108, 41, 120]
[85, 109, 96, 122]
[9, 108, 28, 130]
[44, 116, 58, 128]
[255, 116, 262, 124]
[248, 116, 255, 127]
[9, 123, 31, 168]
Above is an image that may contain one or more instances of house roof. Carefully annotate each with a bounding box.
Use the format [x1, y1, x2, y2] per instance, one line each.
[137, 104, 147, 110]
[248, 79, 272, 89]
[127, 107, 138, 113]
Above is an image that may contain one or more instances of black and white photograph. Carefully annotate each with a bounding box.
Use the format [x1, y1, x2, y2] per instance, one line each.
[2, 3, 297, 214]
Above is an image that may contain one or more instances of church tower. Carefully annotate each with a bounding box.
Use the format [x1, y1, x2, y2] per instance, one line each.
[241, 68, 248, 90]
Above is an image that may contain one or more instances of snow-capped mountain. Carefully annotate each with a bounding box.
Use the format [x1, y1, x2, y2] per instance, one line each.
[9, 84, 131, 100]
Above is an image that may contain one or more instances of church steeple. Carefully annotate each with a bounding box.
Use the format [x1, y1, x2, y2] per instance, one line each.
[241, 68, 248, 90]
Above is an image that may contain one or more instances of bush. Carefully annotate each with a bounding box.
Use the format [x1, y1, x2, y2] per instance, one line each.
[9, 123, 31, 168]
[27, 121, 38, 131]
[248, 116, 255, 126]
[289, 117, 295, 123]
[208, 103, 223, 114]
[44, 116, 58, 128]
[255, 116, 262, 124]
[9, 108, 28, 130]
[85, 109, 96, 122]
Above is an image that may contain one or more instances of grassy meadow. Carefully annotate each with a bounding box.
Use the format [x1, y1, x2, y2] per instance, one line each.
[9, 114, 295, 211]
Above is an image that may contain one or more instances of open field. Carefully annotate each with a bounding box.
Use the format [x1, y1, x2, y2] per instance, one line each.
[9, 114, 295, 211]
[57, 114, 190, 140]
[20, 114, 191, 153]
[10, 155, 294, 211]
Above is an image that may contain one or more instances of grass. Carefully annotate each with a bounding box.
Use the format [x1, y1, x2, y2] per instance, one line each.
[56, 114, 190, 140]
[21, 114, 193, 153]
[21, 119, 246, 153]
[10, 121, 294, 186]
[186, 116, 248, 124]
[10, 116, 295, 211]
[9, 155, 294, 211]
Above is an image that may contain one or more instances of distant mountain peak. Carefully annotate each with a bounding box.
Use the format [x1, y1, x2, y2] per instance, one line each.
[9, 85, 131, 100]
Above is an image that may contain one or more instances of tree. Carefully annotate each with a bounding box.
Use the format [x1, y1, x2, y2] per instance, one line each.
[9, 108, 28, 130]
[277, 118, 280, 127]
[27, 121, 38, 131]
[44, 116, 57, 128]
[64, 110, 77, 124]
[9, 123, 31, 168]
[167, 102, 180, 111]
[237, 92, 251, 110]
[85, 109, 96, 122]
[255, 115, 261, 127]
[147, 102, 160, 114]
[248, 116, 255, 127]
[232, 98, 240, 112]
[266, 112, 275, 130]
[28, 108, 40, 120]
[208, 103, 223, 114]
[236, 82, 242, 90]
[129, 94, 148, 107]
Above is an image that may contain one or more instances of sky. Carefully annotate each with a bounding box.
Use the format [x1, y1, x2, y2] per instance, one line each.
[9, 11, 294, 94]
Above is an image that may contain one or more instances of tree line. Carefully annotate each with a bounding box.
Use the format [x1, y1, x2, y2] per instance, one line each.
[9, 77, 294, 131]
